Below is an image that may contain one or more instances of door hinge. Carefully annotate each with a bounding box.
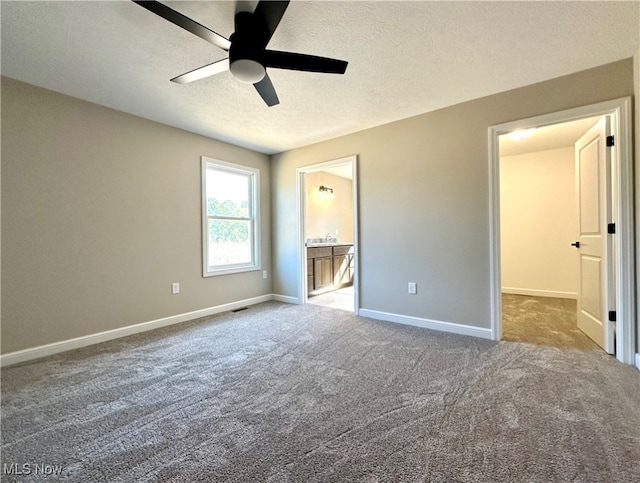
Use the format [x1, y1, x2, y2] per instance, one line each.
[606, 135, 615, 147]
[607, 223, 615, 234]
[608, 311, 616, 322]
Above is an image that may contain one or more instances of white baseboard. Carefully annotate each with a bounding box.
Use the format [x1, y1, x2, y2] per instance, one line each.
[0, 297, 492, 367]
[271, 294, 300, 304]
[358, 309, 492, 340]
[636, 353, 640, 371]
[502, 287, 577, 299]
[0, 294, 278, 368]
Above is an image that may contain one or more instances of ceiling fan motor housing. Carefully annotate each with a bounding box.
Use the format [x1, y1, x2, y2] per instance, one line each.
[133, 0, 348, 106]
[229, 11, 268, 83]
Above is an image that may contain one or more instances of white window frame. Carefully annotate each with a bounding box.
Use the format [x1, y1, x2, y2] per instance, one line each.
[201, 157, 260, 277]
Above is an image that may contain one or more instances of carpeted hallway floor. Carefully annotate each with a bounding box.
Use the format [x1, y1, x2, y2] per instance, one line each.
[501, 294, 601, 351]
[2, 302, 639, 482]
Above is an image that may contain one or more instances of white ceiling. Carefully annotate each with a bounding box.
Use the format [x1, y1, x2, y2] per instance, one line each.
[322, 164, 352, 180]
[2, 1, 638, 155]
[499, 116, 603, 157]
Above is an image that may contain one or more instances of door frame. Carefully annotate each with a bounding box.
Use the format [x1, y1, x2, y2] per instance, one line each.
[296, 155, 359, 313]
[488, 97, 635, 365]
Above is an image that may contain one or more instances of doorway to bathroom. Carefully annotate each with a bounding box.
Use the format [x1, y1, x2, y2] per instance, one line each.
[296, 155, 359, 313]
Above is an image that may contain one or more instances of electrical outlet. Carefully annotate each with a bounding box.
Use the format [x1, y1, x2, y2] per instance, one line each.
[408, 282, 417, 294]
[263, 270, 268, 279]
[172, 282, 180, 295]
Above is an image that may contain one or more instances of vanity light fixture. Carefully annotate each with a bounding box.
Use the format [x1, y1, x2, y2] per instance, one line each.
[318, 185, 334, 198]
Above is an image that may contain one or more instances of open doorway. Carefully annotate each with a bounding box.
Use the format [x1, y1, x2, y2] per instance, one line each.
[498, 116, 603, 351]
[488, 98, 635, 365]
[296, 155, 359, 313]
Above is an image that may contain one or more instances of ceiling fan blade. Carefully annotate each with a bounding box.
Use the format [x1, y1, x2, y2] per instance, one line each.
[263, 51, 348, 74]
[133, 1, 231, 51]
[171, 59, 230, 84]
[253, 1, 289, 46]
[235, 1, 255, 14]
[253, 73, 279, 107]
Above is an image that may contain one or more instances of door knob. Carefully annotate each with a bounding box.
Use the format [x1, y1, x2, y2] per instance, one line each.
[571, 241, 580, 248]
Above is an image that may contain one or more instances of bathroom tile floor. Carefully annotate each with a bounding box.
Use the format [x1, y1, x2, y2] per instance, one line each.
[307, 286, 354, 312]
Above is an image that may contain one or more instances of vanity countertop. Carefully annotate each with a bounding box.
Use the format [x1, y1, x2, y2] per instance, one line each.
[306, 242, 353, 247]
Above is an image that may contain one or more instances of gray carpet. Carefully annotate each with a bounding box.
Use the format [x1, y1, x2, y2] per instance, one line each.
[502, 294, 601, 351]
[2, 302, 639, 482]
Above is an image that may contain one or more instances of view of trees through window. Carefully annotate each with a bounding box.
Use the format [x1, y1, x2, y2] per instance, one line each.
[207, 197, 252, 267]
[207, 198, 249, 243]
[204, 162, 257, 272]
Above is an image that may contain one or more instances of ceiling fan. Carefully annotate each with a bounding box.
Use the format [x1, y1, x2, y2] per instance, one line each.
[133, 0, 348, 106]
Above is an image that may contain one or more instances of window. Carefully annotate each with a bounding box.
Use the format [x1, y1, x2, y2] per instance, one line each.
[202, 157, 260, 276]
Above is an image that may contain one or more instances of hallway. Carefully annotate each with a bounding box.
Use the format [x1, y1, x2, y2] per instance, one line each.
[502, 294, 601, 351]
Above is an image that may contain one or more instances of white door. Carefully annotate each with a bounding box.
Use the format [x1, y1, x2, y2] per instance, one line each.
[574, 118, 614, 353]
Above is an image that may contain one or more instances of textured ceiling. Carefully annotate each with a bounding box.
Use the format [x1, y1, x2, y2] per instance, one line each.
[2, 1, 639, 154]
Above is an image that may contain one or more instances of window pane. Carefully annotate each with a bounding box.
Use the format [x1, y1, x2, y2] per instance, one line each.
[202, 157, 260, 277]
[206, 168, 250, 218]
[207, 219, 252, 267]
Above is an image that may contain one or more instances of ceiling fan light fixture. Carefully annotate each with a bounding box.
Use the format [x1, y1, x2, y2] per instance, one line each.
[230, 59, 266, 84]
[134, 0, 349, 106]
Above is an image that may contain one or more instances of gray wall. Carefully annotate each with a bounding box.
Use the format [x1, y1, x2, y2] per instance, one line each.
[2, 58, 637, 356]
[2, 77, 272, 354]
[271, 59, 635, 332]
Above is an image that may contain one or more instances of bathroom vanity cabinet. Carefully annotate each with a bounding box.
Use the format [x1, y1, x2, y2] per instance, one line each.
[306, 244, 354, 295]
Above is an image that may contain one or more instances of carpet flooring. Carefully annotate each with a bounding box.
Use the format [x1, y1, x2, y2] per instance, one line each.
[2, 302, 639, 482]
[501, 294, 601, 351]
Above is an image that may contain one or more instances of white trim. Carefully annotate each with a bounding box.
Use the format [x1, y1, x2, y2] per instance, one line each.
[359, 309, 493, 340]
[489, 118, 503, 343]
[635, 353, 640, 371]
[0, 295, 273, 367]
[296, 167, 305, 305]
[488, 97, 636, 365]
[201, 157, 261, 277]
[271, 294, 299, 304]
[296, 155, 360, 314]
[501, 288, 577, 300]
[612, 99, 636, 365]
